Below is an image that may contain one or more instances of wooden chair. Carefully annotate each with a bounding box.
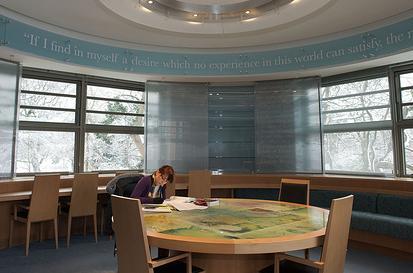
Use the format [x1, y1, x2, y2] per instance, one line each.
[111, 195, 205, 273]
[9, 174, 60, 256]
[188, 170, 211, 198]
[278, 178, 310, 205]
[101, 171, 142, 236]
[260, 195, 354, 273]
[64, 173, 98, 247]
[279, 178, 310, 258]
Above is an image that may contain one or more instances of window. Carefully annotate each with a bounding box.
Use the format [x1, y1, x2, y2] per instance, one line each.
[20, 78, 77, 123]
[84, 133, 143, 171]
[403, 129, 413, 175]
[16, 69, 145, 175]
[16, 130, 75, 173]
[394, 68, 413, 175]
[86, 85, 144, 126]
[322, 76, 394, 175]
[84, 83, 145, 171]
[17, 76, 78, 174]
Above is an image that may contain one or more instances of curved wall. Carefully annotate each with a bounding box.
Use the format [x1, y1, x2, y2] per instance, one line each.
[1, 13, 413, 76]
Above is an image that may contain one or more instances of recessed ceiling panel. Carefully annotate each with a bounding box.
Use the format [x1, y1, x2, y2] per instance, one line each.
[100, 0, 331, 34]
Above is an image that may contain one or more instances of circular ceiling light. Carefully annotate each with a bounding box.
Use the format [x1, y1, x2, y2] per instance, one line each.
[138, 0, 294, 22]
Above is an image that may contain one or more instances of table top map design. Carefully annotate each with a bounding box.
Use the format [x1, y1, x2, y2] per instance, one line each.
[144, 199, 328, 240]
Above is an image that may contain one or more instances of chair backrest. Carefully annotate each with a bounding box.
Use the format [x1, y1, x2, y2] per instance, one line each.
[188, 170, 211, 198]
[320, 195, 354, 273]
[69, 173, 98, 217]
[111, 173, 144, 197]
[28, 174, 61, 222]
[111, 195, 153, 273]
[278, 178, 310, 205]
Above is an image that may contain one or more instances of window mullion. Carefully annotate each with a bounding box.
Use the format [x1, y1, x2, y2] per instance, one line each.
[76, 77, 87, 173]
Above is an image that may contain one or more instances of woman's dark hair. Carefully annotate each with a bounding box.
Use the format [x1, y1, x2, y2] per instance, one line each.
[158, 165, 175, 183]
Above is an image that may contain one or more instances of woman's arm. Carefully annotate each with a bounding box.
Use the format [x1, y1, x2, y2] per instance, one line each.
[130, 176, 160, 204]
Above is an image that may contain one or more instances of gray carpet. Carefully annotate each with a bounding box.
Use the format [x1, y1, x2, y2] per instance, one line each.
[0, 236, 412, 273]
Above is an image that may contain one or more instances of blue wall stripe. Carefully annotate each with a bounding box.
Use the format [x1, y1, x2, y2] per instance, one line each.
[1, 15, 413, 76]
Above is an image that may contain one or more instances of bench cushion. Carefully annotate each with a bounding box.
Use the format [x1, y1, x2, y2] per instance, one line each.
[377, 194, 413, 219]
[310, 190, 377, 213]
[352, 211, 413, 240]
[234, 188, 279, 201]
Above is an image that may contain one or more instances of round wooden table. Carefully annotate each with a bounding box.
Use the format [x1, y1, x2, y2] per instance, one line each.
[145, 199, 328, 273]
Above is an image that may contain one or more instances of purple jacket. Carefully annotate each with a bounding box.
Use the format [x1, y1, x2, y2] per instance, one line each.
[130, 175, 166, 204]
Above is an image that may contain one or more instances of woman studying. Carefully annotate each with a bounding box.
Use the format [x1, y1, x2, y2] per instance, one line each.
[130, 165, 175, 204]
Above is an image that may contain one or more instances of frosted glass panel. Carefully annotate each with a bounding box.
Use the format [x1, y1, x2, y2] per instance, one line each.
[146, 82, 208, 173]
[255, 78, 322, 173]
[208, 86, 255, 173]
[0, 61, 19, 179]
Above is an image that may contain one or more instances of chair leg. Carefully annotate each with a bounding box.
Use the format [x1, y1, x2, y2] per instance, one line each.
[9, 219, 14, 248]
[186, 254, 192, 273]
[54, 218, 59, 249]
[100, 208, 104, 236]
[25, 222, 31, 256]
[275, 255, 281, 273]
[158, 248, 169, 258]
[93, 214, 98, 243]
[67, 216, 72, 247]
[304, 249, 310, 259]
[39, 222, 43, 242]
[83, 216, 87, 237]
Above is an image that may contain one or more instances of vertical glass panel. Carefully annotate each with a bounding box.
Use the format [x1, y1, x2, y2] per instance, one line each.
[0, 61, 19, 179]
[146, 82, 208, 173]
[208, 86, 255, 173]
[84, 133, 144, 171]
[255, 78, 322, 173]
[403, 129, 413, 175]
[16, 131, 74, 173]
[400, 72, 413, 88]
[324, 130, 393, 174]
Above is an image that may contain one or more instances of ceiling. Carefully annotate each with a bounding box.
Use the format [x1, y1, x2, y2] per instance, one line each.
[1, 0, 413, 81]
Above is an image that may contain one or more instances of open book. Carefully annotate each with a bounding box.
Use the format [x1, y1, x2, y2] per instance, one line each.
[163, 196, 219, 211]
[163, 196, 209, 211]
[142, 204, 172, 213]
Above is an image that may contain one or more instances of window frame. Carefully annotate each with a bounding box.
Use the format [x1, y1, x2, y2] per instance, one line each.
[390, 63, 413, 176]
[321, 70, 395, 176]
[16, 68, 145, 176]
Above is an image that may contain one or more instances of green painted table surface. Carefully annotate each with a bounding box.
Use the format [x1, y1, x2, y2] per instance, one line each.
[144, 199, 328, 240]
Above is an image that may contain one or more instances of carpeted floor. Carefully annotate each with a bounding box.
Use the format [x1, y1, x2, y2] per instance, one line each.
[0, 236, 412, 273]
